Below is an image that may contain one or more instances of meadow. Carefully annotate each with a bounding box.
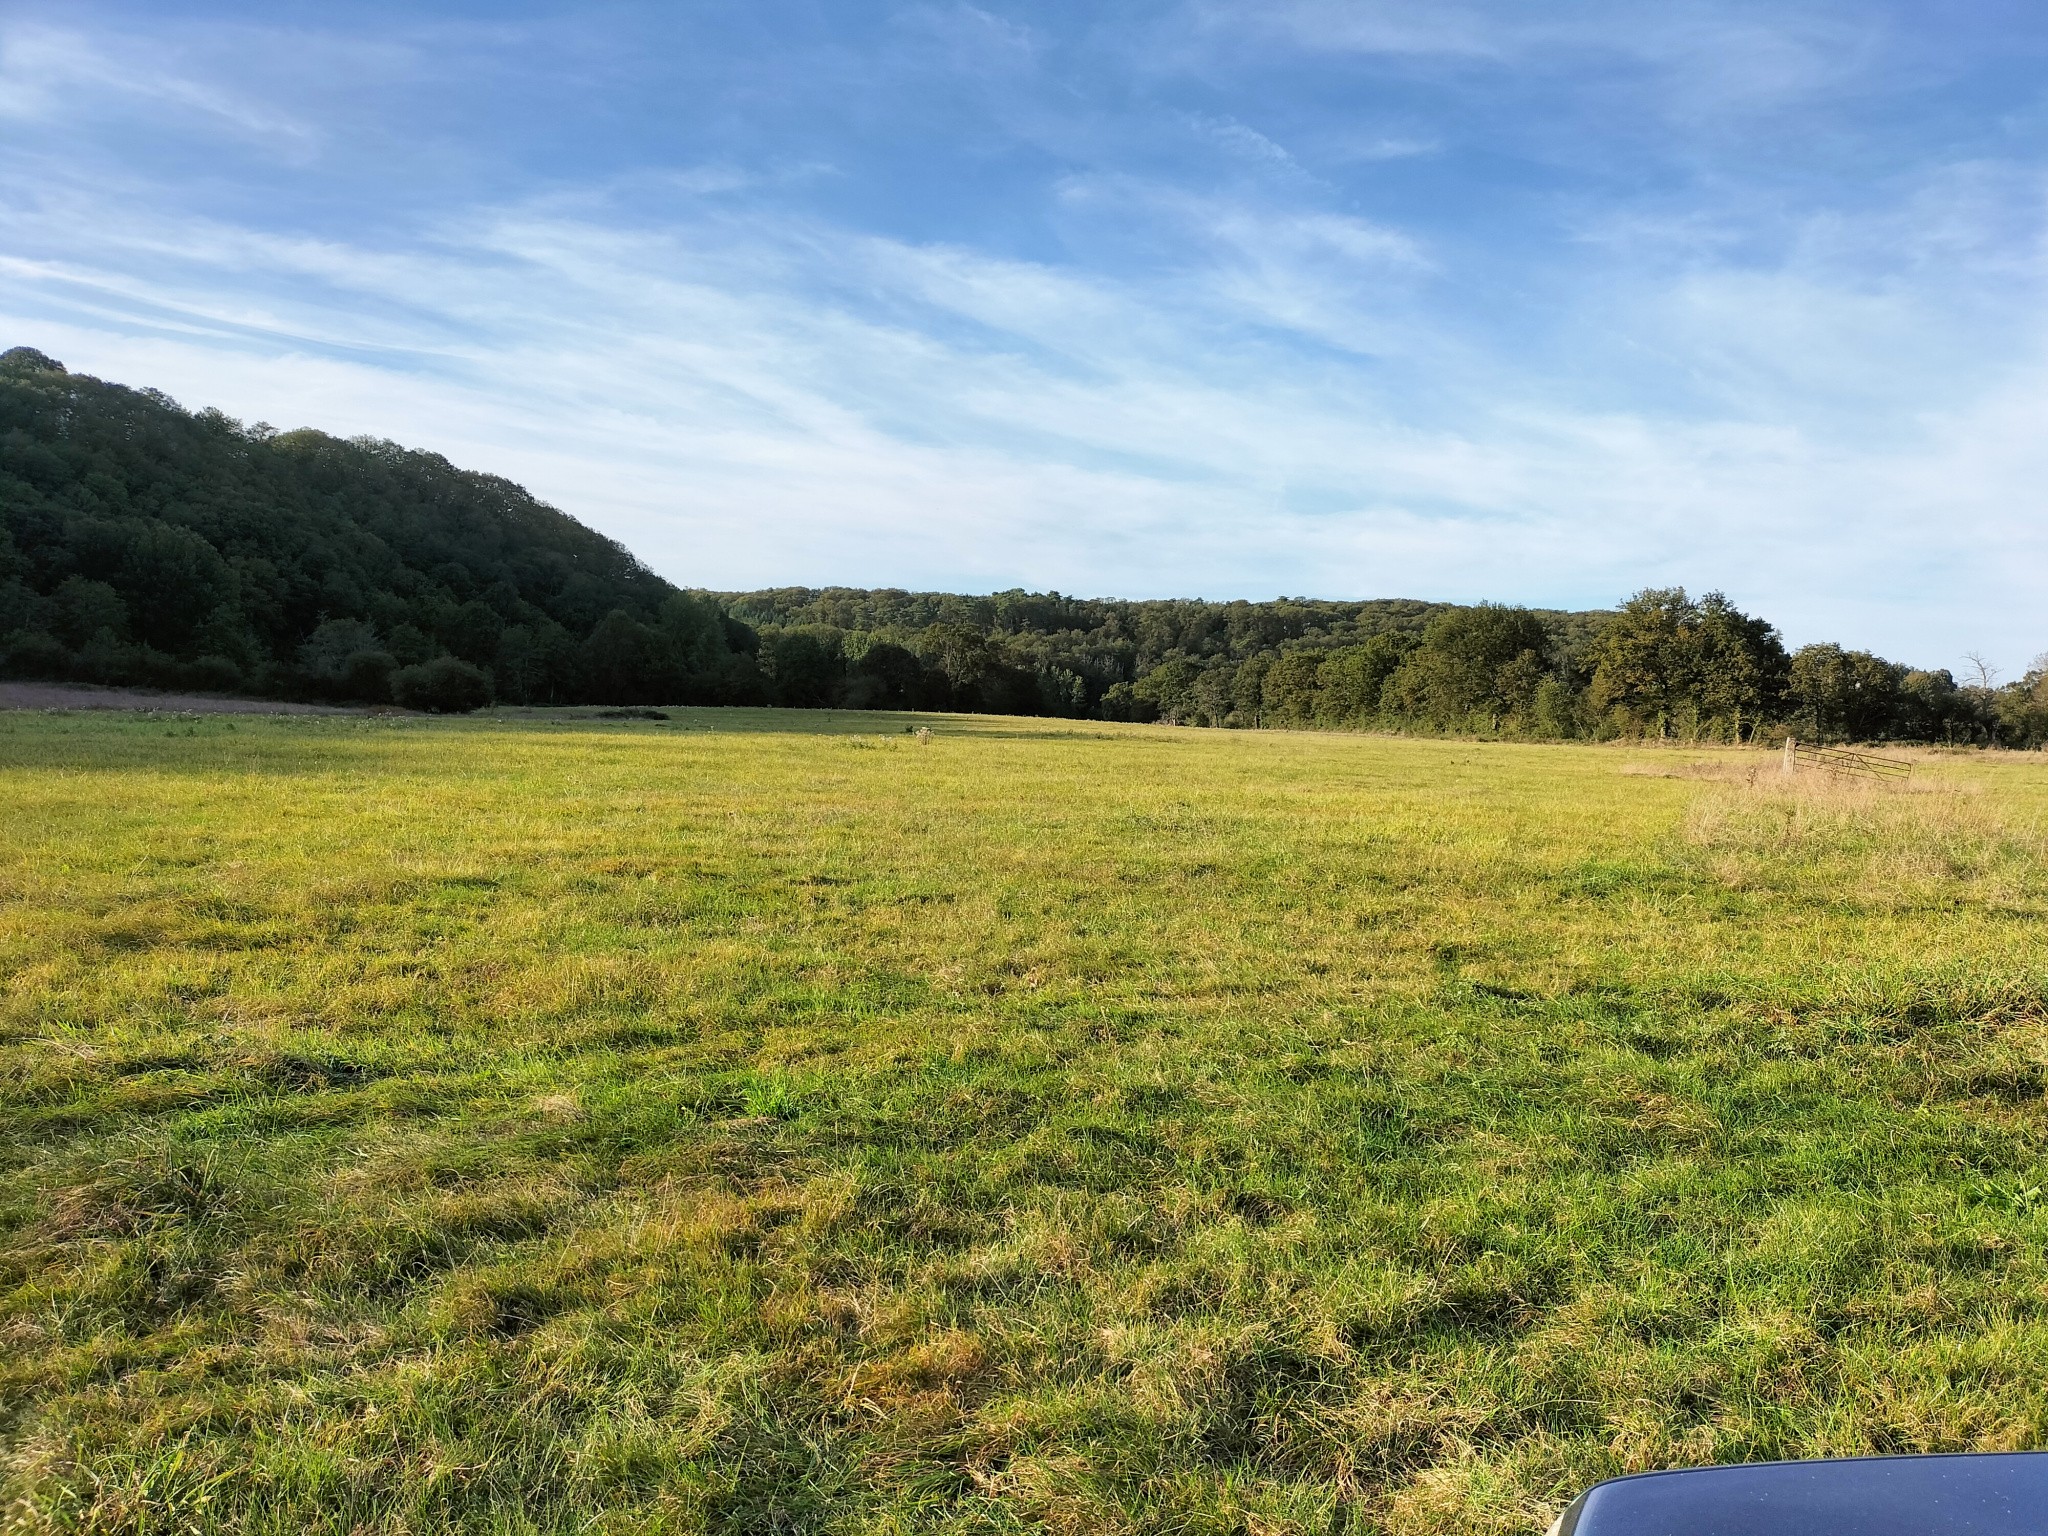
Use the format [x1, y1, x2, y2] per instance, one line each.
[3, 708, 2048, 1535]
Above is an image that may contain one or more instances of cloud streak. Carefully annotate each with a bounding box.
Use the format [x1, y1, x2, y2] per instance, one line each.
[0, 24, 317, 144]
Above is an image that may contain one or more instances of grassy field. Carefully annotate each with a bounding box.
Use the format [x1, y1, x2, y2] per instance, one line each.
[4, 708, 2048, 1535]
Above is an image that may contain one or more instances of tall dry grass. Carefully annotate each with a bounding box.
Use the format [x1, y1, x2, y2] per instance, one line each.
[1680, 763, 2048, 910]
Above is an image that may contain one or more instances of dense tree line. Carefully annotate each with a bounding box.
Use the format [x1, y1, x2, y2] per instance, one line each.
[726, 584, 2048, 747]
[0, 348, 760, 710]
[3, 348, 2041, 742]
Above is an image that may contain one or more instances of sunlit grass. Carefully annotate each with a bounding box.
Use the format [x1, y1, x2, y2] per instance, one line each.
[3, 709, 2047, 1534]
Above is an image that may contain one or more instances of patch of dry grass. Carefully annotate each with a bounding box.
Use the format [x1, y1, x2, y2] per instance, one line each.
[1681, 766, 2048, 910]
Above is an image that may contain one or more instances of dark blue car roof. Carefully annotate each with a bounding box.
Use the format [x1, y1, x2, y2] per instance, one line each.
[1554, 1453, 2048, 1536]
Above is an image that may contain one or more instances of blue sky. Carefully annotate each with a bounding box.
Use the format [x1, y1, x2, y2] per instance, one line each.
[4, 2, 2047, 671]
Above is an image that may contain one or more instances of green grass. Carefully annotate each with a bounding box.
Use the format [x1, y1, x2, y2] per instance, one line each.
[4, 707, 2048, 1535]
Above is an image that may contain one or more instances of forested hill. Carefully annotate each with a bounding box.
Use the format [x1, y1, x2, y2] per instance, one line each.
[2, 347, 2042, 743]
[726, 586, 1613, 662]
[721, 585, 1614, 721]
[725, 585, 2043, 745]
[0, 347, 755, 710]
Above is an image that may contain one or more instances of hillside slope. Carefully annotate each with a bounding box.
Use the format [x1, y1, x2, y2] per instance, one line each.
[0, 348, 756, 707]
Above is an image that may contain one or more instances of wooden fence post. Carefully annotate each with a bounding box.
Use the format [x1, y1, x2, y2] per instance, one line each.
[1782, 737, 1796, 777]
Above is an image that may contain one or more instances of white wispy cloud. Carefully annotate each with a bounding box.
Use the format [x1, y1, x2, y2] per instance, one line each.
[0, 24, 316, 145]
[1189, 115, 1302, 170]
[1207, 0, 1874, 90]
